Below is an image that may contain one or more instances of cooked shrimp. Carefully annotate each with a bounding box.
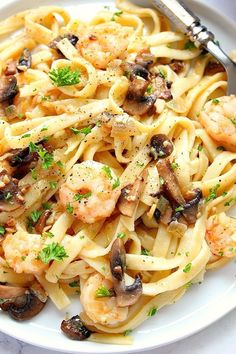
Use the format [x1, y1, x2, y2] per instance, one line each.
[59, 161, 121, 224]
[200, 95, 236, 151]
[2, 231, 47, 274]
[80, 273, 128, 326]
[206, 212, 236, 257]
[78, 22, 132, 69]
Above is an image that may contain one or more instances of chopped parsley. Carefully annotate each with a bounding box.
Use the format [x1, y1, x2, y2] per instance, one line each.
[224, 198, 236, 207]
[175, 205, 184, 212]
[158, 68, 167, 79]
[183, 263, 192, 273]
[18, 113, 24, 119]
[230, 118, 236, 126]
[136, 161, 144, 167]
[111, 10, 123, 21]
[141, 248, 150, 256]
[21, 256, 26, 261]
[102, 165, 113, 180]
[66, 203, 73, 214]
[21, 133, 31, 139]
[42, 202, 52, 210]
[5, 192, 12, 201]
[184, 40, 196, 50]
[69, 280, 79, 288]
[218, 251, 224, 257]
[49, 181, 58, 190]
[112, 177, 120, 190]
[40, 126, 48, 132]
[222, 192, 228, 197]
[205, 183, 220, 203]
[70, 126, 92, 136]
[42, 231, 54, 238]
[49, 66, 81, 87]
[171, 162, 179, 170]
[123, 329, 132, 336]
[28, 142, 54, 170]
[216, 146, 225, 151]
[29, 210, 42, 223]
[73, 191, 92, 201]
[30, 168, 38, 180]
[159, 176, 164, 185]
[117, 232, 126, 239]
[185, 281, 192, 289]
[95, 285, 113, 298]
[212, 98, 220, 105]
[38, 242, 68, 264]
[146, 84, 154, 94]
[197, 145, 203, 151]
[148, 307, 158, 317]
[0, 226, 6, 236]
[41, 95, 52, 102]
[56, 160, 64, 168]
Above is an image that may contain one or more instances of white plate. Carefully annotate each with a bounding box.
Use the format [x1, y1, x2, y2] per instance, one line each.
[0, 0, 236, 353]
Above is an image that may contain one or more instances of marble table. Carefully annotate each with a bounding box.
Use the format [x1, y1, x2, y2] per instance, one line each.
[0, 0, 235, 353]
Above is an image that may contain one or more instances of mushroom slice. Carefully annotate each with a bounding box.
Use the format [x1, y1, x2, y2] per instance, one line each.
[6, 282, 47, 321]
[169, 60, 185, 74]
[0, 285, 26, 299]
[157, 159, 185, 206]
[0, 76, 18, 103]
[61, 315, 91, 340]
[121, 62, 150, 80]
[34, 209, 52, 234]
[152, 74, 172, 101]
[17, 48, 32, 72]
[204, 61, 225, 75]
[118, 171, 147, 217]
[49, 34, 79, 54]
[150, 134, 174, 159]
[122, 94, 156, 116]
[172, 188, 202, 225]
[135, 49, 155, 69]
[110, 238, 142, 307]
[5, 61, 17, 76]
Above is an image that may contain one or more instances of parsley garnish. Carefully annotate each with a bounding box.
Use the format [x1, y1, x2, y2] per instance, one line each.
[18, 113, 24, 119]
[42, 231, 54, 238]
[49, 181, 58, 190]
[175, 205, 184, 212]
[29, 210, 42, 223]
[185, 281, 192, 289]
[40, 126, 48, 132]
[28, 142, 54, 170]
[102, 165, 113, 180]
[117, 232, 126, 239]
[0, 226, 5, 236]
[146, 84, 153, 94]
[38, 242, 68, 264]
[21, 133, 31, 139]
[21, 256, 26, 261]
[69, 280, 79, 288]
[49, 66, 80, 87]
[112, 177, 120, 190]
[123, 329, 132, 336]
[66, 203, 73, 214]
[216, 146, 225, 151]
[230, 118, 236, 126]
[224, 198, 236, 207]
[148, 307, 158, 317]
[183, 263, 192, 273]
[219, 251, 224, 257]
[141, 248, 150, 256]
[212, 98, 219, 105]
[41, 95, 52, 102]
[205, 183, 220, 203]
[73, 191, 92, 201]
[111, 10, 123, 21]
[184, 40, 196, 50]
[158, 68, 167, 79]
[42, 202, 52, 210]
[136, 161, 144, 167]
[56, 161, 64, 168]
[95, 285, 113, 298]
[197, 145, 203, 151]
[171, 162, 179, 170]
[30, 168, 38, 180]
[70, 126, 92, 135]
[5, 192, 12, 201]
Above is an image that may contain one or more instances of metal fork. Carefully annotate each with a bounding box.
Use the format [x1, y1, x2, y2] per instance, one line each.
[152, 0, 236, 95]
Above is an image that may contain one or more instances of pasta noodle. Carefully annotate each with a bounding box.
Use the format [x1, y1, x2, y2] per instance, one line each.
[0, 0, 235, 345]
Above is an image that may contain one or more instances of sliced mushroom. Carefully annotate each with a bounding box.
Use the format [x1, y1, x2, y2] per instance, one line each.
[34, 210, 52, 234]
[49, 34, 79, 54]
[118, 171, 147, 217]
[0, 282, 47, 321]
[171, 188, 202, 224]
[0, 76, 18, 103]
[150, 134, 174, 159]
[17, 48, 32, 72]
[121, 61, 150, 81]
[0, 170, 29, 212]
[126, 77, 149, 100]
[61, 315, 91, 340]
[157, 160, 185, 206]
[169, 60, 185, 74]
[152, 74, 172, 101]
[204, 61, 225, 75]
[5, 61, 17, 76]
[122, 94, 156, 116]
[110, 239, 142, 307]
[135, 49, 155, 69]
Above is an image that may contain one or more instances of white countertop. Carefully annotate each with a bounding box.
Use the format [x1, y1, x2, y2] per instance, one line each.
[0, 0, 235, 353]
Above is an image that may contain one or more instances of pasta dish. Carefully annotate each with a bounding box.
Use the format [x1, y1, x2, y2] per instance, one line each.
[0, 0, 236, 344]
